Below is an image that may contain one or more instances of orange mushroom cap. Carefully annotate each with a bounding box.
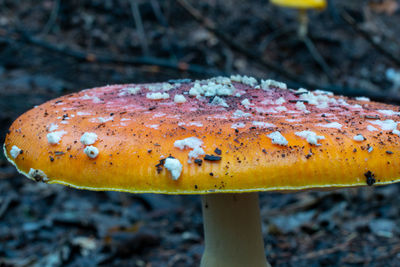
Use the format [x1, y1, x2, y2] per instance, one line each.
[4, 76, 400, 194]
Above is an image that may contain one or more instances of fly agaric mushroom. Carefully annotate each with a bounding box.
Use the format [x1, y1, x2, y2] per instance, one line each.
[270, 0, 327, 38]
[4, 76, 400, 266]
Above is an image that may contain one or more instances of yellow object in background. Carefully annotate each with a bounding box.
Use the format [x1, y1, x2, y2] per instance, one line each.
[270, 0, 327, 10]
[271, 0, 327, 37]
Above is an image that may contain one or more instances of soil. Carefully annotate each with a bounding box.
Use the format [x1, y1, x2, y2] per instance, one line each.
[1, 0, 400, 266]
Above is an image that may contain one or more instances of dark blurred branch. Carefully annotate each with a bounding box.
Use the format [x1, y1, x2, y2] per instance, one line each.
[0, 31, 225, 76]
[303, 36, 334, 82]
[175, 0, 314, 88]
[2, 29, 400, 104]
[340, 10, 400, 67]
[41, 0, 61, 35]
[150, 0, 169, 27]
[129, 0, 150, 56]
[258, 26, 294, 52]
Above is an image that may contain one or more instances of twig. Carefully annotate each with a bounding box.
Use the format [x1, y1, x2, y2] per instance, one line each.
[150, 0, 169, 27]
[257, 25, 333, 81]
[341, 243, 400, 264]
[327, 0, 341, 23]
[289, 234, 357, 262]
[0, 196, 14, 219]
[129, 0, 150, 56]
[340, 10, 400, 67]
[0, 31, 224, 76]
[41, 0, 61, 35]
[258, 26, 294, 52]
[303, 36, 334, 81]
[175, 0, 314, 88]
[149, 0, 178, 60]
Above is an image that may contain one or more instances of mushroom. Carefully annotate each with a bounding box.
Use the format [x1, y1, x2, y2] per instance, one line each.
[270, 0, 327, 38]
[4, 76, 400, 266]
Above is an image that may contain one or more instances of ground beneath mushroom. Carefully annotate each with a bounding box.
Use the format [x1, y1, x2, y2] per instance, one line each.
[1, 0, 400, 266]
[1, 175, 399, 266]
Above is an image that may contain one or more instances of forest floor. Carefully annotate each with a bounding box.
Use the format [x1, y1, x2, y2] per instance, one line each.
[1, 0, 400, 266]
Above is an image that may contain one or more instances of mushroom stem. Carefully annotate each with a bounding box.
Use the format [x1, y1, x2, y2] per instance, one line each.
[201, 193, 270, 267]
[298, 9, 309, 38]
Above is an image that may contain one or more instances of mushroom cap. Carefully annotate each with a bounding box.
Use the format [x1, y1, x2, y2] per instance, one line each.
[4, 77, 400, 194]
[270, 0, 327, 9]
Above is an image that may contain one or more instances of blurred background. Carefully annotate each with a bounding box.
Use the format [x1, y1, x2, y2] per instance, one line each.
[1, 0, 400, 266]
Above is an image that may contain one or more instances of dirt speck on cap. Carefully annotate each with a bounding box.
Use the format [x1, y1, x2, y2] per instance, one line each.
[365, 171, 376, 186]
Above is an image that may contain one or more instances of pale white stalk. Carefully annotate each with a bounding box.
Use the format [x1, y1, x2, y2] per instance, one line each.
[200, 193, 270, 267]
[298, 9, 308, 38]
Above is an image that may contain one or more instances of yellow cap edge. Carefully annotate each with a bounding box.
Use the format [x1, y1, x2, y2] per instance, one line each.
[5, 144, 400, 195]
